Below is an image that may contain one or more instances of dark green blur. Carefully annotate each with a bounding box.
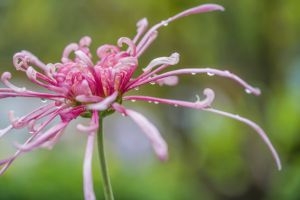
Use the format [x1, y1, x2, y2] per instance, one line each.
[0, 0, 300, 199]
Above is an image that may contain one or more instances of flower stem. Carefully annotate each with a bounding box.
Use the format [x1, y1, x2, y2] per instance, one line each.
[97, 115, 114, 200]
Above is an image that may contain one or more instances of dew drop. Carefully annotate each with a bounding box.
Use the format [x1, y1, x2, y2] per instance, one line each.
[41, 98, 47, 103]
[245, 89, 252, 94]
[131, 100, 136, 102]
[225, 70, 230, 74]
[195, 95, 201, 102]
[207, 72, 215, 76]
[162, 20, 168, 26]
[154, 101, 159, 104]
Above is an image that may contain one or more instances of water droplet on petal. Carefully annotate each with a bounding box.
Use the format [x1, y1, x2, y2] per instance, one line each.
[154, 101, 159, 104]
[195, 95, 201, 102]
[162, 20, 168, 26]
[207, 72, 215, 76]
[41, 98, 47, 103]
[225, 70, 230, 74]
[245, 89, 252, 94]
[131, 100, 136, 102]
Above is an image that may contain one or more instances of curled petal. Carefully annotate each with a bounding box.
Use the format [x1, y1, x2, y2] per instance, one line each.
[117, 37, 136, 56]
[96, 45, 120, 59]
[143, 53, 179, 72]
[87, 91, 118, 111]
[156, 76, 179, 86]
[1, 72, 26, 92]
[13, 52, 28, 71]
[13, 51, 47, 72]
[124, 88, 215, 109]
[113, 103, 168, 161]
[23, 51, 47, 71]
[62, 43, 79, 63]
[205, 108, 282, 170]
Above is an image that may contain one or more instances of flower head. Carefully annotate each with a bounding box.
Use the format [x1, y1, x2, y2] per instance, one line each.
[0, 4, 281, 200]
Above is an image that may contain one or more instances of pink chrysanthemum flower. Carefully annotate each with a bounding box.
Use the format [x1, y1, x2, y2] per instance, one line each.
[0, 4, 281, 200]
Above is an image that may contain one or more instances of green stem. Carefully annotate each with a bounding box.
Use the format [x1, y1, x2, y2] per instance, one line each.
[97, 115, 114, 200]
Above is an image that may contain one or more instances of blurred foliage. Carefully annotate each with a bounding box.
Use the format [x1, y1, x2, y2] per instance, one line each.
[0, 0, 300, 199]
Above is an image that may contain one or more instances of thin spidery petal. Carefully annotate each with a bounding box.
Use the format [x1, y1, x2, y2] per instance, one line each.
[83, 111, 98, 200]
[133, 18, 149, 43]
[1, 72, 26, 92]
[112, 103, 168, 161]
[0, 125, 13, 139]
[204, 108, 282, 170]
[13, 50, 47, 72]
[83, 131, 96, 200]
[136, 31, 158, 57]
[124, 88, 215, 109]
[130, 68, 261, 96]
[136, 4, 224, 54]
[169, 4, 225, 21]
[16, 122, 68, 152]
[155, 76, 179, 86]
[0, 133, 38, 175]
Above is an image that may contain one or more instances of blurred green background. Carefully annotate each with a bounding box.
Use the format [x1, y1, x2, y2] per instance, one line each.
[0, 0, 300, 199]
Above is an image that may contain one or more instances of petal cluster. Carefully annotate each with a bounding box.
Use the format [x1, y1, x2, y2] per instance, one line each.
[0, 3, 281, 200]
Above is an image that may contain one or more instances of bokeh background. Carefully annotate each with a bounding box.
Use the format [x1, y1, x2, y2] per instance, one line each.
[0, 0, 300, 199]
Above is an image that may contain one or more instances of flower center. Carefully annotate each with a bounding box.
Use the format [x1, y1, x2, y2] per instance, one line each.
[53, 40, 138, 102]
